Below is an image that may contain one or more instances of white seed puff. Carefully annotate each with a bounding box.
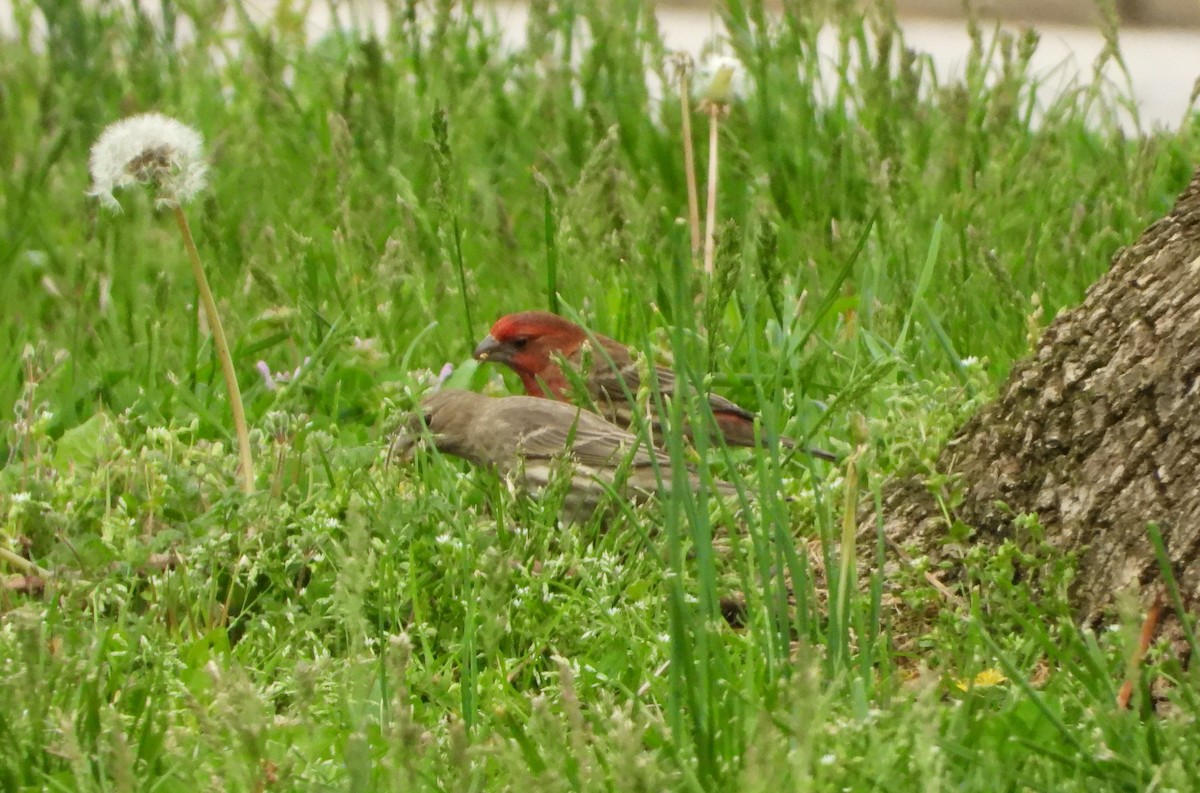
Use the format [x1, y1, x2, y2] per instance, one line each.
[87, 112, 208, 210]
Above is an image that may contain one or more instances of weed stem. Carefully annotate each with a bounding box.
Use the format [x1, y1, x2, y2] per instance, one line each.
[702, 105, 721, 276]
[679, 67, 701, 261]
[0, 546, 47, 578]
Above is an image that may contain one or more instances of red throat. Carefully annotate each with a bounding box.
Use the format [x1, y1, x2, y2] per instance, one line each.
[516, 365, 562, 399]
[509, 343, 573, 400]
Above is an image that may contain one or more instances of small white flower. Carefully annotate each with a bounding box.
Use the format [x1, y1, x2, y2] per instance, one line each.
[349, 336, 385, 365]
[255, 357, 310, 391]
[255, 361, 278, 391]
[88, 112, 208, 211]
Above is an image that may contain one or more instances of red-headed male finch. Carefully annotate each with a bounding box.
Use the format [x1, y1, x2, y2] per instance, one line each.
[473, 311, 837, 462]
[396, 389, 740, 522]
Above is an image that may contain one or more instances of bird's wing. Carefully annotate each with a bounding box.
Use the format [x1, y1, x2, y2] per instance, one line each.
[702, 386, 757, 421]
[588, 354, 758, 424]
[499, 400, 666, 470]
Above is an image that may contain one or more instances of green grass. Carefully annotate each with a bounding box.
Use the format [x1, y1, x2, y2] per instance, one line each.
[2, 0, 1200, 789]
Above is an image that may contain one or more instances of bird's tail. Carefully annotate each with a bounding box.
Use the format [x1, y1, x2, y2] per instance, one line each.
[779, 434, 840, 463]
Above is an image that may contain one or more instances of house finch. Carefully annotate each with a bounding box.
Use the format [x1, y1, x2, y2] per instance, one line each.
[403, 389, 740, 521]
[473, 311, 837, 461]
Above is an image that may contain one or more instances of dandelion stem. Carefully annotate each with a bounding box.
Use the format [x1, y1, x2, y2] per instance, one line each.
[173, 206, 255, 494]
[679, 69, 701, 261]
[702, 105, 721, 276]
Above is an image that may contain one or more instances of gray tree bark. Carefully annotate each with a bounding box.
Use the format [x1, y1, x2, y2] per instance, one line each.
[866, 166, 1200, 625]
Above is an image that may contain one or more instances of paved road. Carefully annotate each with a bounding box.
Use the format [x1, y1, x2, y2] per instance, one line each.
[289, 1, 1200, 130]
[3, 1, 1196, 129]
[882, 17, 1200, 130]
[499, 3, 1200, 131]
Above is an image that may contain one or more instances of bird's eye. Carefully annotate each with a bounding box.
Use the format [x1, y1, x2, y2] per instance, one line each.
[511, 337, 530, 350]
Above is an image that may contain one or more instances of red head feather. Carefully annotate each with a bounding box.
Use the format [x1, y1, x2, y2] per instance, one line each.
[473, 311, 589, 398]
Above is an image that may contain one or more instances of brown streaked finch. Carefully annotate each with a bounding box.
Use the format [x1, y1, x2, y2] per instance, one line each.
[395, 389, 741, 521]
[472, 311, 837, 462]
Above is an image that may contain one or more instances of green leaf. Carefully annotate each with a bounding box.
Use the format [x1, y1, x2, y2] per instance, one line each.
[54, 412, 120, 471]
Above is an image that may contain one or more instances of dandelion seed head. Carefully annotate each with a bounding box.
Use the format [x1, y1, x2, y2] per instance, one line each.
[696, 54, 746, 105]
[88, 112, 208, 211]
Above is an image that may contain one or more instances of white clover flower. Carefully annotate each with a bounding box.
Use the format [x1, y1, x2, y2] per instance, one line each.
[88, 112, 208, 211]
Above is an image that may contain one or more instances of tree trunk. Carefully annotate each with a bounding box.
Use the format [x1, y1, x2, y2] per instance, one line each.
[867, 166, 1200, 626]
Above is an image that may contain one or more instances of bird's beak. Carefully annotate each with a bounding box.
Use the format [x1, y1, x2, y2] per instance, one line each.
[473, 334, 507, 363]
